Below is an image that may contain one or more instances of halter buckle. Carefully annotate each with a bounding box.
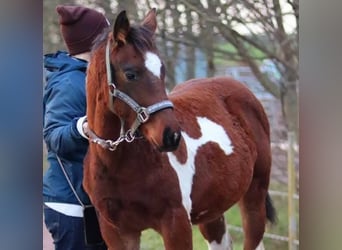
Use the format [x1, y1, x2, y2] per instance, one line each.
[137, 108, 149, 123]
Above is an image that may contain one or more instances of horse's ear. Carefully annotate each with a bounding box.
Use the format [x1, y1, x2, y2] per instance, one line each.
[141, 8, 157, 33]
[113, 10, 130, 46]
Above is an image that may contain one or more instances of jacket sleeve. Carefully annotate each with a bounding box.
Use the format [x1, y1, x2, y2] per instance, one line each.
[43, 74, 88, 156]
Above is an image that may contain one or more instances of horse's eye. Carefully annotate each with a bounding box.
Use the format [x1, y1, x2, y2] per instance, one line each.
[125, 71, 137, 81]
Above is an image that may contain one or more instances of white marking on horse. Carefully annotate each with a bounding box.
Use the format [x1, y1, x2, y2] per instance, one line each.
[256, 241, 265, 250]
[144, 52, 161, 78]
[206, 231, 233, 250]
[166, 117, 234, 219]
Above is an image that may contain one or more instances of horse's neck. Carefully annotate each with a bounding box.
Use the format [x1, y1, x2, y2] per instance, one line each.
[88, 111, 123, 167]
[93, 110, 122, 139]
[88, 105, 166, 170]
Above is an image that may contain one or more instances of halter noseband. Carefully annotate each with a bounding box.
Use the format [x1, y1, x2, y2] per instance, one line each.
[86, 38, 174, 151]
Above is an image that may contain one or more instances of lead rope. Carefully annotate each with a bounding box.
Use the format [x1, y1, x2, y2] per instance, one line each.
[56, 155, 85, 208]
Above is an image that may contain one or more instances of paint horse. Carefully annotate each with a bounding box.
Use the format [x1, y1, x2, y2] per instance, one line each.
[84, 9, 276, 250]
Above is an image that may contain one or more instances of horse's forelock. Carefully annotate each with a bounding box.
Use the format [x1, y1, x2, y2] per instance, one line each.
[126, 25, 156, 56]
[91, 24, 156, 58]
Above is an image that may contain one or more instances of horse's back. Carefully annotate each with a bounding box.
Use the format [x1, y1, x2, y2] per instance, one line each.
[169, 77, 270, 140]
[170, 76, 252, 96]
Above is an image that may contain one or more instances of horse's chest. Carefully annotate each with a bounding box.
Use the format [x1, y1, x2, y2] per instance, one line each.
[95, 196, 152, 231]
[93, 169, 182, 230]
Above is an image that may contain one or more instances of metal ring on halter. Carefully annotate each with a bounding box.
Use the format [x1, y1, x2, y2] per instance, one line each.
[109, 83, 116, 95]
[105, 139, 118, 151]
[125, 130, 135, 142]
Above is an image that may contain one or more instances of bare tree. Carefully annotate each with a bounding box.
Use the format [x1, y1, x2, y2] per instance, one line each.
[174, 0, 299, 139]
[43, 0, 75, 54]
[158, 0, 181, 89]
[43, 0, 298, 138]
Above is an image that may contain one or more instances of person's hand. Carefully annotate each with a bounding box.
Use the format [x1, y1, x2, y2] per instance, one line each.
[76, 116, 89, 139]
[82, 121, 89, 138]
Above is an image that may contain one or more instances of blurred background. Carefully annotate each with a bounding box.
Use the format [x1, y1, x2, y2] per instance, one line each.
[43, 0, 299, 249]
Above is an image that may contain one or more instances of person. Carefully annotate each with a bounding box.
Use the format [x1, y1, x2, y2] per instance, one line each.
[43, 4, 110, 250]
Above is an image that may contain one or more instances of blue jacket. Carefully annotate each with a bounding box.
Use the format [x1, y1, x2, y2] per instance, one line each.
[43, 51, 91, 205]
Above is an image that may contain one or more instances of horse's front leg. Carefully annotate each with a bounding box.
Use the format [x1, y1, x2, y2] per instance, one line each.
[198, 214, 233, 250]
[97, 214, 140, 250]
[160, 207, 193, 250]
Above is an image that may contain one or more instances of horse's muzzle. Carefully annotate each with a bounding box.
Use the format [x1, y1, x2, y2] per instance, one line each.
[161, 127, 181, 152]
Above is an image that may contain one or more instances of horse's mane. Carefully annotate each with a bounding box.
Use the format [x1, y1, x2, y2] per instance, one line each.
[92, 25, 156, 56]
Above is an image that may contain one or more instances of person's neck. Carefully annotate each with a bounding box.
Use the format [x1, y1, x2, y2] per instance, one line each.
[73, 52, 90, 62]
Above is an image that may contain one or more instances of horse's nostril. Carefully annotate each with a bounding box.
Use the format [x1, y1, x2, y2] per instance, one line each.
[163, 127, 181, 151]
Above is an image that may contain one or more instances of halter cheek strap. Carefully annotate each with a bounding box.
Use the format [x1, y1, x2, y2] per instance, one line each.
[86, 38, 174, 150]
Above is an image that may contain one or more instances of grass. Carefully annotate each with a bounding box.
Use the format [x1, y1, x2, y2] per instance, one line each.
[139, 180, 299, 249]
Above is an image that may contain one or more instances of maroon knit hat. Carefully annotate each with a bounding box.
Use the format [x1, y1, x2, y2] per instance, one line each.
[56, 5, 110, 55]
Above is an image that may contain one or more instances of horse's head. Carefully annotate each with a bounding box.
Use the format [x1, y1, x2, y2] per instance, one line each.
[89, 9, 181, 152]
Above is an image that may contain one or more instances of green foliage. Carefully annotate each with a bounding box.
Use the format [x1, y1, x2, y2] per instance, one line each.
[213, 43, 239, 66]
[140, 230, 163, 250]
[214, 42, 267, 66]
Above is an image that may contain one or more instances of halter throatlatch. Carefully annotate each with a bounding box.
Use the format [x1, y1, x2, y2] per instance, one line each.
[86, 38, 174, 151]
